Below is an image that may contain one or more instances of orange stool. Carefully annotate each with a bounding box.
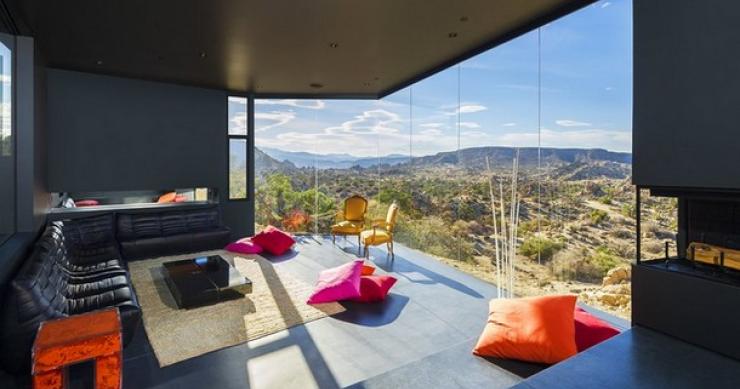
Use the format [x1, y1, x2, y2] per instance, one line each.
[32, 308, 122, 389]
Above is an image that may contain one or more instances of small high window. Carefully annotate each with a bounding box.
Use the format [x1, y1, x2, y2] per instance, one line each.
[228, 97, 248, 200]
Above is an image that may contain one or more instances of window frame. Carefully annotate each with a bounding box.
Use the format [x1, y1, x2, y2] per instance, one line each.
[227, 96, 249, 201]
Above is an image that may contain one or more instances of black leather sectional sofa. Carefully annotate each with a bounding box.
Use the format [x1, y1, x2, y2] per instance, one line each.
[0, 205, 231, 374]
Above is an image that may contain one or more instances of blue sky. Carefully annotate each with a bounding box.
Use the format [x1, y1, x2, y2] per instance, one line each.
[243, 0, 632, 157]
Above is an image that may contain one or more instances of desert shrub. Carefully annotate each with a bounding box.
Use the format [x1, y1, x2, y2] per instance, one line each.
[642, 221, 660, 237]
[589, 246, 621, 275]
[588, 209, 609, 225]
[621, 203, 636, 219]
[610, 228, 633, 240]
[394, 216, 475, 261]
[612, 241, 635, 259]
[599, 194, 613, 205]
[551, 246, 622, 283]
[519, 237, 564, 262]
[643, 240, 664, 255]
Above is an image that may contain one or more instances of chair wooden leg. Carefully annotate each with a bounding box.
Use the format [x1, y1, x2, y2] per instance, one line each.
[357, 235, 361, 255]
[390, 241, 394, 260]
[332, 234, 335, 245]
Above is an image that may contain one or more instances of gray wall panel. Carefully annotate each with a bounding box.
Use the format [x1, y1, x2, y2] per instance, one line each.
[46, 69, 251, 237]
[633, 1, 740, 189]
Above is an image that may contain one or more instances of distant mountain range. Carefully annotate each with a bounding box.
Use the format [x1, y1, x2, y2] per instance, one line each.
[260, 147, 409, 169]
[258, 146, 631, 171]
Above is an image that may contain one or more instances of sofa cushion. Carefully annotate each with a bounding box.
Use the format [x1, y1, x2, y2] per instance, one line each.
[157, 192, 177, 203]
[473, 295, 578, 364]
[307, 259, 363, 304]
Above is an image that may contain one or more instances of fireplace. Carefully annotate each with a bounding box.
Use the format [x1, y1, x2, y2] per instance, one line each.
[633, 187, 740, 361]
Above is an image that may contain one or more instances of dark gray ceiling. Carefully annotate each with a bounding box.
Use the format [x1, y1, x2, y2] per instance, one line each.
[8, 0, 593, 97]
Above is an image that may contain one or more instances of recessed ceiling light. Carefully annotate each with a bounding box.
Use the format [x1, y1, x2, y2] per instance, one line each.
[329, 42, 339, 48]
[460, 16, 469, 22]
[199, 51, 207, 59]
[96, 60, 103, 65]
[309, 83, 323, 89]
[448, 32, 458, 38]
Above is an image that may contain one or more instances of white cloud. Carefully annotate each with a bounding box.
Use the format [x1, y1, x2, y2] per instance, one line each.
[556, 119, 592, 127]
[502, 122, 517, 127]
[605, 86, 613, 91]
[601, 2, 611, 8]
[256, 99, 326, 110]
[459, 122, 480, 129]
[458, 104, 487, 114]
[419, 129, 442, 136]
[495, 128, 631, 152]
[325, 109, 402, 136]
[420, 123, 445, 129]
[255, 110, 296, 132]
[442, 103, 488, 115]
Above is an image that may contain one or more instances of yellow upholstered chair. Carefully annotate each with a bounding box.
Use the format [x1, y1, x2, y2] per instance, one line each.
[361, 202, 399, 260]
[331, 195, 369, 253]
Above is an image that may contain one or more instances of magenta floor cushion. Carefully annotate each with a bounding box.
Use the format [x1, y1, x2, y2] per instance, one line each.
[225, 240, 263, 255]
[352, 275, 397, 303]
[307, 259, 364, 304]
[251, 226, 295, 255]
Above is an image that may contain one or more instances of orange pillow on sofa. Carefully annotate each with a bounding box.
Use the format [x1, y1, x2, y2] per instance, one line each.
[157, 192, 177, 203]
[472, 294, 578, 365]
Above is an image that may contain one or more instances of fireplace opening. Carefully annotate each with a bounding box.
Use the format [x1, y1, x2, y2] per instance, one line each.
[638, 188, 740, 286]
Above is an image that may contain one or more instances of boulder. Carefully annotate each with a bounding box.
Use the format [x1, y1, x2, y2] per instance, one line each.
[602, 265, 631, 286]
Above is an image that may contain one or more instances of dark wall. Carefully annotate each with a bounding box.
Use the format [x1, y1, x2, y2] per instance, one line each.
[47, 68, 227, 192]
[16, 36, 49, 232]
[633, 1, 740, 190]
[46, 69, 252, 237]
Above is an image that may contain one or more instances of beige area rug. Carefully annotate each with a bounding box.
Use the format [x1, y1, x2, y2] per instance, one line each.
[127, 250, 345, 367]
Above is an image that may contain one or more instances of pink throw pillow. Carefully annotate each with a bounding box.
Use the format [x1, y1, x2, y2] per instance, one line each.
[307, 259, 364, 304]
[75, 199, 99, 207]
[251, 226, 295, 255]
[225, 241, 263, 255]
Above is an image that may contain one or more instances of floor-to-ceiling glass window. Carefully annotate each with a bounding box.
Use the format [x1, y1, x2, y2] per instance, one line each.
[0, 35, 12, 243]
[253, 0, 637, 319]
[538, 0, 636, 318]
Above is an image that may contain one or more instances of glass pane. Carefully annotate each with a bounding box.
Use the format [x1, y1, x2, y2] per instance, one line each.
[228, 97, 247, 135]
[229, 138, 247, 199]
[541, 0, 633, 319]
[254, 99, 323, 233]
[459, 29, 539, 298]
[0, 38, 12, 238]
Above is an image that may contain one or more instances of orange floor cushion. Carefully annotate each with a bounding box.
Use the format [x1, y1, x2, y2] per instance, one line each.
[472, 294, 578, 364]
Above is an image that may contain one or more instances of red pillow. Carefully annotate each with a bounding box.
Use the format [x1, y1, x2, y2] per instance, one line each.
[174, 195, 187, 203]
[352, 275, 397, 303]
[574, 307, 620, 352]
[74, 199, 99, 207]
[251, 226, 295, 256]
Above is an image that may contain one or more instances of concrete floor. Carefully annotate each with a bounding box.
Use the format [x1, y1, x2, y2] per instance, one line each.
[85, 237, 628, 389]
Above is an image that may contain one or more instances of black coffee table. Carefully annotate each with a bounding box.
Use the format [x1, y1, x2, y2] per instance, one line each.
[163, 255, 253, 309]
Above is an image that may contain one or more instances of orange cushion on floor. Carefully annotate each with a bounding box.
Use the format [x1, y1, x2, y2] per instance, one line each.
[472, 294, 578, 365]
[361, 264, 375, 276]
